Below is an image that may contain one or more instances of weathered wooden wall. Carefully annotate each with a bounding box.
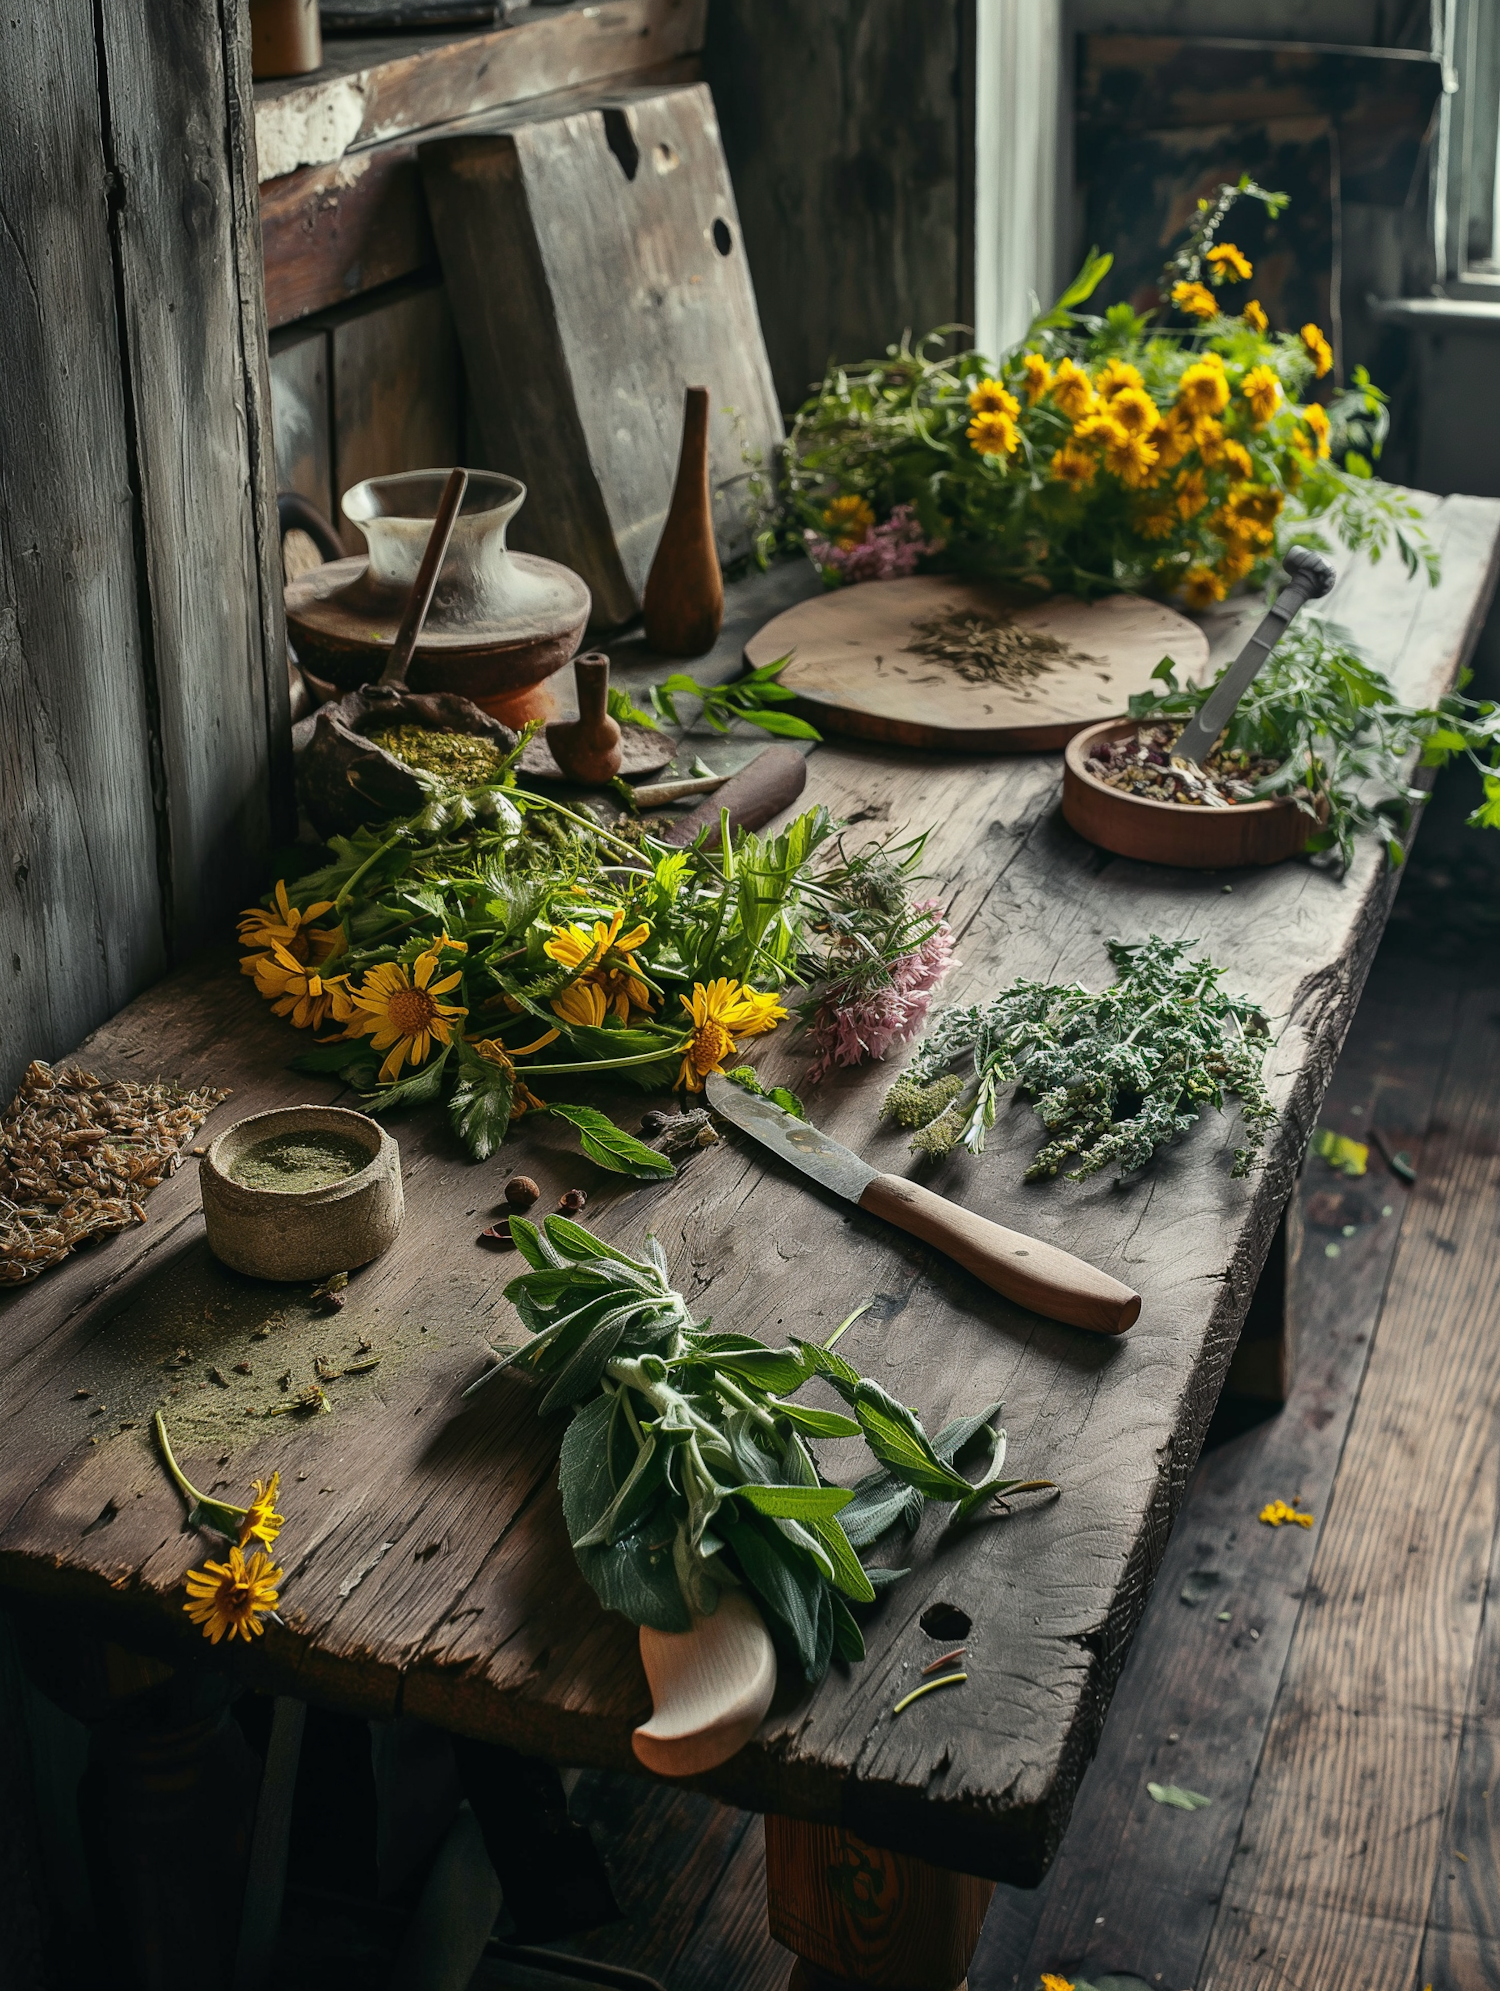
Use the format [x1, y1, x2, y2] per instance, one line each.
[703, 0, 973, 412]
[0, 0, 285, 1102]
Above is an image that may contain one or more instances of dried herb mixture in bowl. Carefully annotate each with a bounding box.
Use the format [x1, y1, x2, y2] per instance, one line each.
[1084, 722, 1283, 809]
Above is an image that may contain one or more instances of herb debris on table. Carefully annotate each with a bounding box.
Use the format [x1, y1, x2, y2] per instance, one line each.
[884, 936, 1275, 1180]
[468, 1214, 1054, 1685]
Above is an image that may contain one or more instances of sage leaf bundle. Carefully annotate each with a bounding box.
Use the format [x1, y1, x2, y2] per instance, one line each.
[884, 936, 1275, 1180]
[468, 1215, 1054, 1685]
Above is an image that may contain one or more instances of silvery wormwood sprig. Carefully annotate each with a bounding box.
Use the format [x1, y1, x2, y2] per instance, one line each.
[464, 1215, 1054, 1686]
[883, 935, 1275, 1181]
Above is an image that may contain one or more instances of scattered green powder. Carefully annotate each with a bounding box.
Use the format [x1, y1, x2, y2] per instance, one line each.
[229, 1132, 371, 1193]
[367, 724, 505, 786]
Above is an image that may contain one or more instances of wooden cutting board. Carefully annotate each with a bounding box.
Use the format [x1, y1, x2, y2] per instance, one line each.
[743, 577, 1209, 751]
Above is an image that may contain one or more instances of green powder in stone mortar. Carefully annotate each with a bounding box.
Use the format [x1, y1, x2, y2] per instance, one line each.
[229, 1132, 371, 1193]
[367, 725, 506, 786]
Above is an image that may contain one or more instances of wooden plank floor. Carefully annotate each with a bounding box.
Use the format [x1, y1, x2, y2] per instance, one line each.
[494, 851, 1500, 1991]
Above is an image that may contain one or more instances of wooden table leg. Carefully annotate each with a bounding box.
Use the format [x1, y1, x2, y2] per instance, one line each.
[764, 1815, 994, 1991]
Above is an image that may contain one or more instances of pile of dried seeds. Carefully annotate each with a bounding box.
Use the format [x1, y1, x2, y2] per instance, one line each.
[0, 1061, 229, 1284]
[908, 605, 1098, 687]
[1084, 722, 1282, 808]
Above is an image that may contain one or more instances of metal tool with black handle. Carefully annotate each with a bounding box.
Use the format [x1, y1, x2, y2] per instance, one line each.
[1172, 545, 1337, 767]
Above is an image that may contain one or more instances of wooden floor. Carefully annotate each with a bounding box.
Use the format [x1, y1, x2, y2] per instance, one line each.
[498, 781, 1500, 1991]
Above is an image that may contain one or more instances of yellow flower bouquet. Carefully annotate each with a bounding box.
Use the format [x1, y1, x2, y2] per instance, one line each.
[783, 181, 1435, 604]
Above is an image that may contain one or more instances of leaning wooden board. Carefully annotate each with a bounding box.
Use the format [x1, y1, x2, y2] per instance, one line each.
[743, 576, 1210, 750]
[0, 496, 1495, 1897]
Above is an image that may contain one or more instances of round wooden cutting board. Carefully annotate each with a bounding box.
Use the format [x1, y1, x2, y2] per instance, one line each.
[743, 576, 1209, 751]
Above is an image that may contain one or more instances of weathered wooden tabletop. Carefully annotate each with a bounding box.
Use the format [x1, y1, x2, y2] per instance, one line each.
[2, 494, 1496, 1886]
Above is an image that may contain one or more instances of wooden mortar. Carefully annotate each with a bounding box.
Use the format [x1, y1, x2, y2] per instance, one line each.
[199, 1106, 403, 1282]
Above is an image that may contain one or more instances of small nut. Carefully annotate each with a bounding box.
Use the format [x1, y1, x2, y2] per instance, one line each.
[503, 1174, 540, 1210]
[557, 1188, 587, 1214]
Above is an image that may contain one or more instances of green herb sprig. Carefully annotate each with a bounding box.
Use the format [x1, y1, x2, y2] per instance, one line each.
[884, 936, 1276, 1180]
[649, 655, 820, 741]
[468, 1215, 1053, 1683]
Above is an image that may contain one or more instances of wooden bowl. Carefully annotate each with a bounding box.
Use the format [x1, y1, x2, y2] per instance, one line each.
[199, 1106, 403, 1282]
[1062, 718, 1317, 869]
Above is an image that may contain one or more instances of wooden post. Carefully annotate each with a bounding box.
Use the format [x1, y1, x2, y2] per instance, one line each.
[764, 1816, 994, 1991]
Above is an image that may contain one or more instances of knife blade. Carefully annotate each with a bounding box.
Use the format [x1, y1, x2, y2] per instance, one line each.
[706, 1074, 1140, 1336]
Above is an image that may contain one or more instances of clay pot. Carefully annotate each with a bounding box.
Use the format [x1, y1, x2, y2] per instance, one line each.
[200, 1106, 403, 1283]
[1062, 718, 1318, 868]
[293, 682, 518, 838]
[545, 651, 623, 783]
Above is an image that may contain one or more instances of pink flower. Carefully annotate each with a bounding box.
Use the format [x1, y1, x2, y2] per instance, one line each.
[805, 503, 939, 583]
[804, 901, 956, 1084]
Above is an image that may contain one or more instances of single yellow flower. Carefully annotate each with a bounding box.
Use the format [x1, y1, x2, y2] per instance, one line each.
[1221, 483, 1283, 535]
[1182, 564, 1228, 609]
[1109, 385, 1160, 437]
[1259, 1498, 1313, 1529]
[1215, 542, 1258, 588]
[239, 1474, 284, 1551]
[1135, 503, 1178, 541]
[1240, 365, 1283, 425]
[1243, 298, 1268, 333]
[1103, 428, 1161, 489]
[184, 1544, 282, 1644]
[1050, 443, 1097, 490]
[346, 950, 467, 1084]
[1300, 402, 1331, 459]
[820, 494, 876, 547]
[1041, 1977, 1075, 1991]
[238, 880, 341, 975]
[1221, 438, 1255, 479]
[1020, 352, 1053, 403]
[544, 908, 653, 1021]
[1049, 357, 1096, 421]
[251, 940, 350, 1033]
[551, 980, 612, 1030]
[1300, 323, 1333, 378]
[1176, 360, 1230, 419]
[967, 409, 1019, 458]
[1171, 280, 1218, 321]
[470, 1038, 547, 1118]
[1094, 358, 1145, 400]
[1206, 241, 1252, 282]
[967, 378, 1020, 418]
[676, 979, 787, 1092]
[1175, 468, 1209, 520]
[1153, 407, 1195, 471]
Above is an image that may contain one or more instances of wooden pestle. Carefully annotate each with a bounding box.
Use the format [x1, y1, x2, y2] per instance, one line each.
[544, 650, 623, 783]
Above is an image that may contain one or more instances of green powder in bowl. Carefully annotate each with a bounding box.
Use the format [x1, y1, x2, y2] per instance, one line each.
[229, 1131, 373, 1193]
[366, 724, 506, 787]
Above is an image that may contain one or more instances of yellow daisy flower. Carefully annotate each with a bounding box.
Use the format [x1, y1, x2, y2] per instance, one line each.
[1216, 542, 1259, 588]
[1182, 564, 1228, 609]
[1240, 365, 1283, 425]
[1020, 352, 1053, 403]
[1153, 408, 1196, 470]
[1175, 468, 1209, 520]
[676, 979, 788, 1092]
[1300, 323, 1333, 379]
[1109, 385, 1160, 437]
[1206, 241, 1252, 282]
[551, 980, 612, 1030]
[967, 378, 1020, 418]
[544, 908, 653, 1021]
[1300, 402, 1331, 459]
[821, 494, 876, 547]
[346, 949, 467, 1083]
[1103, 428, 1161, 489]
[1094, 358, 1145, 400]
[1171, 280, 1219, 321]
[1243, 298, 1268, 333]
[184, 1544, 282, 1645]
[967, 409, 1019, 458]
[238, 1474, 284, 1551]
[470, 1039, 547, 1118]
[1220, 439, 1255, 479]
[1050, 443, 1098, 490]
[1040, 1977, 1075, 1991]
[238, 880, 341, 975]
[1176, 360, 1230, 420]
[250, 941, 351, 1033]
[1135, 504, 1178, 541]
[1049, 357, 1096, 421]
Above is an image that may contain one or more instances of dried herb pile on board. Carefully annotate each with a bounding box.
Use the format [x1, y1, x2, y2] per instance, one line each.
[468, 1214, 1053, 1685]
[884, 936, 1275, 1180]
[0, 1061, 229, 1283]
[908, 605, 1097, 688]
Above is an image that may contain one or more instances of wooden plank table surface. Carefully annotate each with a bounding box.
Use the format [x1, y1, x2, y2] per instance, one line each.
[1, 498, 1497, 1930]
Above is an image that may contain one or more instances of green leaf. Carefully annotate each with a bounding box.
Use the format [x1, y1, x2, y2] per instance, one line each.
[734, 1484, 854, 1521]
[721, 1514, 825, 1682]
[829, 1592, 866, 1663]
[560, 1397, 689, 1633]
[767, 1401, 863, 1438]
[360, 1050, 450, 1115]
[804, 1512, 876, 1603]
[768, 1086, 807, 1120]
[548, 1103, 675, 1179]
[740, 708, 822, 741]
[851, 1381, 972, 1501]
[1147, 1783, 1213, 1812]
[448, 1049, 516, 1162]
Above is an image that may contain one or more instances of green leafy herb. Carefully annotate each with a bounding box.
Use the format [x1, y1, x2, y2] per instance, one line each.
[725, 1065, 807, 1119]
[468, 1216, 1054, 1682]
[885, 935, 1275, 1180]
[649, 655, 821, 742]
[606, 685, 661, 731]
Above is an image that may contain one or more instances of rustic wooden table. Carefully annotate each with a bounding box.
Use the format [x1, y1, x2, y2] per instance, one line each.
[3, 496, 1498, 1991]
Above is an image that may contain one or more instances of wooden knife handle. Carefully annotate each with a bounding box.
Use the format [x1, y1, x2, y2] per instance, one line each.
[859, 1174, 1141, 1335]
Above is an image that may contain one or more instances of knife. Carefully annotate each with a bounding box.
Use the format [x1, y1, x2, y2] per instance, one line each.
[706, 1074, 1141, 1336]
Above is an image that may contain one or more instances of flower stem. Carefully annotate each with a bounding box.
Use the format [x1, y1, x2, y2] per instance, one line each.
[524, 1042, 687, 1076]
[154, 1411, 203, 1507]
